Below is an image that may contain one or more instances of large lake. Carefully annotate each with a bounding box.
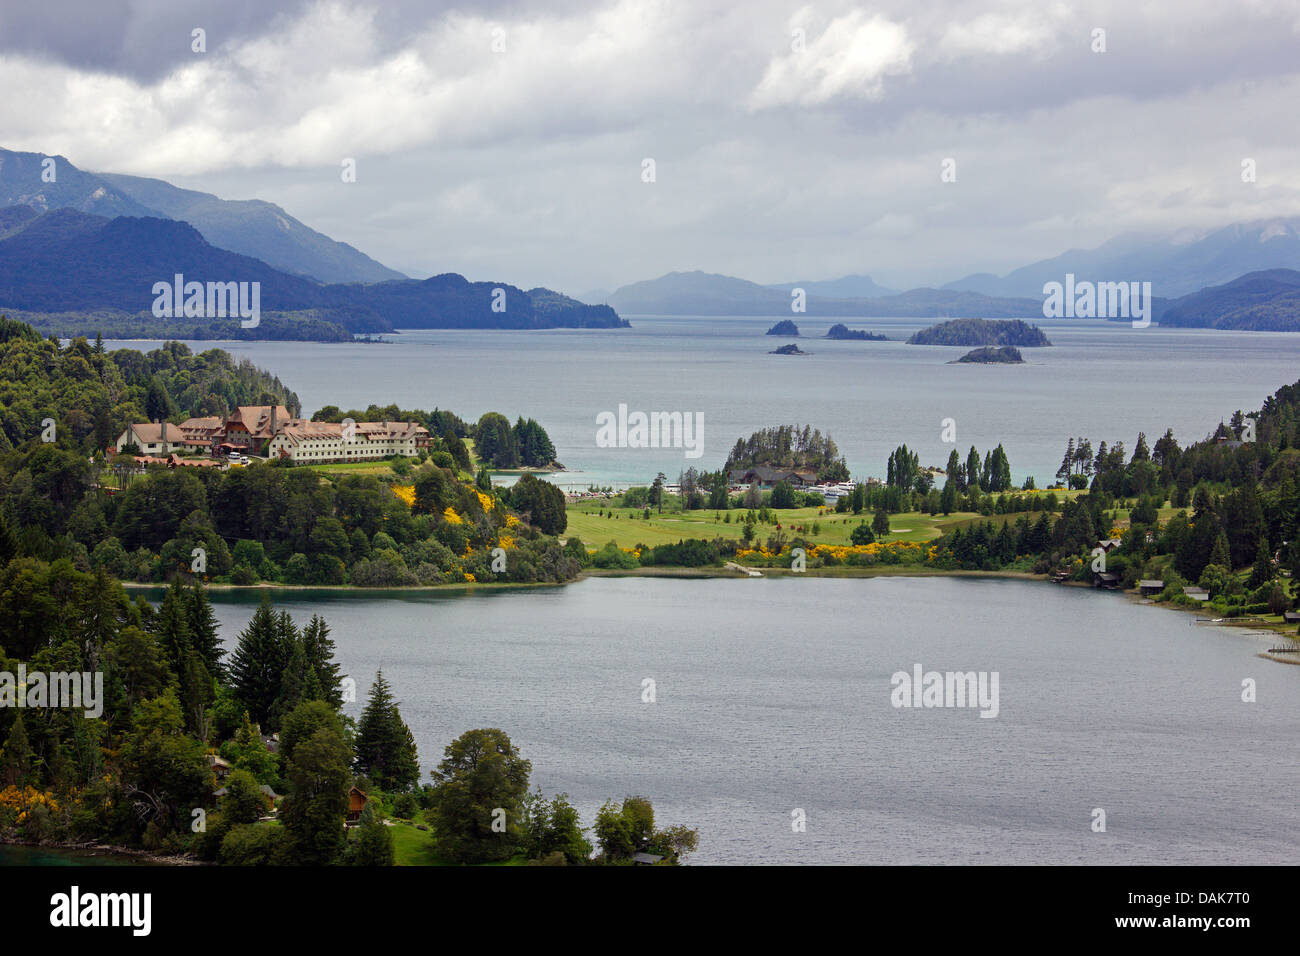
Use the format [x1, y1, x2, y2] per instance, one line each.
[104, 315, 1300, 489]
[197, 577, 1299, 866]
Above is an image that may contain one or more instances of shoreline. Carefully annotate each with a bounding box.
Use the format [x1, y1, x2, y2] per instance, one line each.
[0, 837, 200, 866]
[122, 568, 1300, 663]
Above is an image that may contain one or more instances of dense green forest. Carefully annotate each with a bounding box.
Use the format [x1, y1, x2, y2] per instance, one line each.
[0, 315, 575, 588]
[0, 316, 695, 864]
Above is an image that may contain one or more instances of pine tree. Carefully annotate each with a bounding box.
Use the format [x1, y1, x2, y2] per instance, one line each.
[186, 583, 224, 678]
[353, 672, 419, 791]
[1057, 438, 1075, 482]
[229, 595, 293, 729]
[1208, 532, 1231, 570]
[351, 800, 395, 865]
[153, 579, 193, 678]
[1, 713, 34, 787]
[273, 634, 312, 728]
[301, 615, 343, 709]
[179, 650, 214, 740]
[1248, 537, 1274, 590]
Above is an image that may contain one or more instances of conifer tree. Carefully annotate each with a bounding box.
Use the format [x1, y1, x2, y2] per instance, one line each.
[301, 615, 343, 709]
[1, 712, 34, 787]
[351, 800, 395, 866]
[353, 671, 419, 791]
[153, 579, 193, 678]
[229, 595, 293, 729]
[186, 583, 224, 678]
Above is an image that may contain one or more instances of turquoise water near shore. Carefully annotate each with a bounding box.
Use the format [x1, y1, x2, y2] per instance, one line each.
[0, 845, 151, 866]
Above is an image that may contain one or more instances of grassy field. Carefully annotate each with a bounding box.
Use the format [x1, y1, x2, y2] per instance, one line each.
[388, 814, 524, 866]
[566, 501, 1037, 549]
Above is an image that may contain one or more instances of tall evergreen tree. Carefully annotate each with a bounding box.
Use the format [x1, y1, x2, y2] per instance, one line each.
[228, 595, 293, 729]
[1248, 536, 1274, 590]
[185, 583, 224, 678]
[279, 702, 350, 866]
[353, 671, 420, 791]
[153, 579, 193, 678]
[301, 615, 343, 709]
[350, 800, 395, 865]
[1, 712, 34, 787]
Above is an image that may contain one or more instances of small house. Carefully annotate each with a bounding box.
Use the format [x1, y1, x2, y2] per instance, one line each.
[1093, 572, 1121, 589]
[346, 786, 367, 824]
[207, 754, 232, 777]
[631, 852, 664, 865]
[1282, 611, 1300, 624]
[1138, 579, 1164, 596]
[1096, 538, 1123, 553]
[1182, 586, 1210, 602]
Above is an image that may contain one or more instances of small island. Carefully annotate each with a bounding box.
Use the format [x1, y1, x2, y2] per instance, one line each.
[907, 318, 1051, 347]
[951, 346, 1024, 364]
[769, 343, 808, 355]
[826, 323, 888, 341]
[766, 320, 800, 336]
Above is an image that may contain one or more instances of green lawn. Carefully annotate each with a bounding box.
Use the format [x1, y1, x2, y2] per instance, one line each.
[563, 501, 1058, 550]
[387, 813, 525, 866]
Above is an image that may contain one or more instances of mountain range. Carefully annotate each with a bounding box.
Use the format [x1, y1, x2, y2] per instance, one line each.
[0, 147, 624, 336]
[604, 271, 1044, 318]
[1157, 268, 1300, 330]
[0, 207, 625, 334]
[0, 148, 401, 284]
[942, 220, 1300, 299]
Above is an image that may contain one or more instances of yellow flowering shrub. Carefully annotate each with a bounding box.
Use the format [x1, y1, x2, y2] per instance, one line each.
[476, 491, 495, 511]
[443, 507, 463, 524]
[391, 485, 416, 507]
[0, 785, 60, 822]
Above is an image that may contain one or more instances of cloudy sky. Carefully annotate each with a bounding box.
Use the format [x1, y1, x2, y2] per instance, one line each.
[2, 0, 1299, 293]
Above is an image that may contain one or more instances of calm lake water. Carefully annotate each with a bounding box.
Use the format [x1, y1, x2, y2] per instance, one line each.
[194, 577, 1299, 866]
[103, 315, 1300, 489]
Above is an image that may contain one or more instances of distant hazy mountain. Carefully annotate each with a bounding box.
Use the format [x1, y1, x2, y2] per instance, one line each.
[575, 288, 613, 304]
[0, 149, 161, 219]
[99, 171, 406, 284]
[943, 220, 1300, 299]
[767, 274, 897, 298]
[0, 208, 627, 332]
[1158, 268, 1300, 330]
[0, 147, 405, 284]
[607, 270, 1042, 317]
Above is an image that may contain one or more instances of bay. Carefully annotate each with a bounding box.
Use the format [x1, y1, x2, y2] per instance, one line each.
[192, 576, 1299, 866]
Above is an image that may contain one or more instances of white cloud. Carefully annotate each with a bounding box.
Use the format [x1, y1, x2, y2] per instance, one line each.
[938, 7, 1069, 58]
[749, 11, 914, 109]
